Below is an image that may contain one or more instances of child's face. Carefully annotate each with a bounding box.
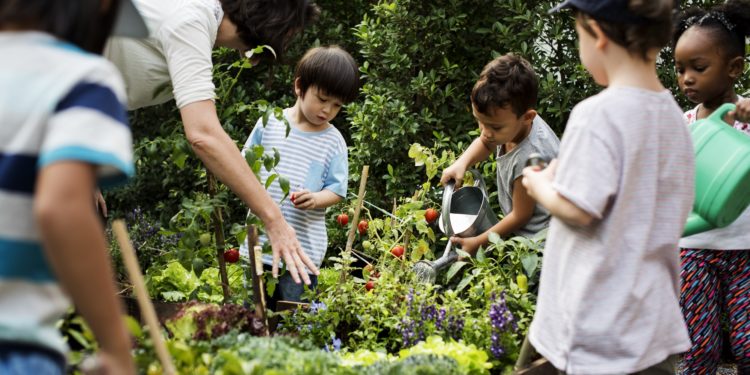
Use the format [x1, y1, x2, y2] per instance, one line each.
[295, 84, 344, 127]
[472, 104, 533, 146]
[674, 27, 735, 105]
[575, 18, 608, 86]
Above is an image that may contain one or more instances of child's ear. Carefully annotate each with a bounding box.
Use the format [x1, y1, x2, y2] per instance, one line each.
[522, 109, 537, 125]
[294, 77, 302, 97]
[589, 20, 608, 50]
[728, 56, 745, 81]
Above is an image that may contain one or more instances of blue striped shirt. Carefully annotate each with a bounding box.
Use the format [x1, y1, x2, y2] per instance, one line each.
[240, 109, 348, 270]
[0, 32, 133, 354]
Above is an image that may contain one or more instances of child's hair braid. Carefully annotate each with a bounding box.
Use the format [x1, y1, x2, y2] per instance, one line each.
[673, 0, 750, 59]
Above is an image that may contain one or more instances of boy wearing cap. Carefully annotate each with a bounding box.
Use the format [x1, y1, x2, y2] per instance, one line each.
[521, 0, 693, 373]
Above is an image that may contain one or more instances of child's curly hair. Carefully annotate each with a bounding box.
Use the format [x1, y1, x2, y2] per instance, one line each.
[672, 0, 750, 59]
[471, 54, 538, 118]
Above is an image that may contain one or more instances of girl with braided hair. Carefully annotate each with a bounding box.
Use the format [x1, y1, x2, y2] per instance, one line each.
[673, 0, 750, 373]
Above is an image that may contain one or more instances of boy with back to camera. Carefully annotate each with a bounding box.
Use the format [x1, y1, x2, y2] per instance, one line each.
[240, 45, 359, 305]
[522, 0, 694, 373]
[440, 54, 560, 255]
[0, 0, 146, 373]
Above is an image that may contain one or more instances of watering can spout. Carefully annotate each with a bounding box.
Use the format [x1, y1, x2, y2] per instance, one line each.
[683, 213, 714, 237]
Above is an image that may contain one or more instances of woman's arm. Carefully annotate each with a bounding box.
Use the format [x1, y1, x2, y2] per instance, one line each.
[180, 100, 318, 283]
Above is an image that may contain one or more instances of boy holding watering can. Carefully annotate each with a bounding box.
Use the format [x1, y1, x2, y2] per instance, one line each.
[522, 0, 694, 373]
[440, 54, 560, 256]
[673, 1, 750, 372]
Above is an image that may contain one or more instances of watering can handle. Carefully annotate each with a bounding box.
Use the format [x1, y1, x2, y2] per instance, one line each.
[710, 103, 737, 123]
[441, 169, 488, 237]
[691, 103, 737, 131]
[468, 169, 489, 197]
[441, 180, 455, 237]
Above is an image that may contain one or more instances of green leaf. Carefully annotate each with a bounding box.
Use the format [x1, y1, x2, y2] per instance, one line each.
[264, 174, 277, 189]
[487, 232, 502, 245]
[273, 147, 281, 166]
[456, 274, 475, 293]
[476, 247, 486, 262]
[279, 176, 290, 196]
[446, 261, 468, 282]
[521, 253, 539, 278]
[456, 249, 471, 259]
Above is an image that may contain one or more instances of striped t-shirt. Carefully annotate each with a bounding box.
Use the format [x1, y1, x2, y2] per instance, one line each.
[240, 109, 348, 270]
[0, 32, 133, 355]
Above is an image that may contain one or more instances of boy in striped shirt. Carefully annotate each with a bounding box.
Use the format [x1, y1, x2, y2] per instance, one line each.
[240, 45, 359, 304]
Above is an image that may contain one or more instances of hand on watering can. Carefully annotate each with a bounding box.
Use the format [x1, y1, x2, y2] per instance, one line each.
[728, 98, 750, 123]
[450, 235, 482, 258]
[440, 162, 467, 188]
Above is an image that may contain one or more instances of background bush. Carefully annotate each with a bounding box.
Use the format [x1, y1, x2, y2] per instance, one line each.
[108, 0, 748, 250]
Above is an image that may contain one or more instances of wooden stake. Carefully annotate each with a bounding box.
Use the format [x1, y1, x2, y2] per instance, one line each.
[246, 225, 270, 336]
[341, 165, 369, 282]
[113, 220, 176, 375]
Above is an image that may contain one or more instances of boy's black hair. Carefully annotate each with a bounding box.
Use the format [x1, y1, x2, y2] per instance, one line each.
[220, 0, 320, 62]
[673, 0, 750, 59]
[0, 0, 119, 53]
[574, 0, 674, 61]
[295, 45, 360, 104]
[471, 54, 538, 117]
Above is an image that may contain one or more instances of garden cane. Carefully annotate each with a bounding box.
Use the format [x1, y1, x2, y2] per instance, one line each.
[246, 224, 270, 336]
[113, 220, 176, 375]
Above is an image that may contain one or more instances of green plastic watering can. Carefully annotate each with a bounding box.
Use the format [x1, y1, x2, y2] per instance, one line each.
[683, 103, 750, 237]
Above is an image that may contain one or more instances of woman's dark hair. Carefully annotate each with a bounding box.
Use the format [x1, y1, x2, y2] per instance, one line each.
[0, 0, 119, 53]
[574, 0, 674, 61]
[672, 0, 750, 59]
[220, 0, 320, 62]
[471, 53, 538, 117]
[295, 45, 359, 103]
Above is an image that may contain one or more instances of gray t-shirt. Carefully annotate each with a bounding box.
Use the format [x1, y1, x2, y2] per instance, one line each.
[528, 88, 694, 374]
[496, 116, 560, 236]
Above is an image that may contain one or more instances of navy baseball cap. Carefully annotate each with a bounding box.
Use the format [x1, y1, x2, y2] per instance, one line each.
[112, 0, 150, 38]
[549, 0, 648, 24]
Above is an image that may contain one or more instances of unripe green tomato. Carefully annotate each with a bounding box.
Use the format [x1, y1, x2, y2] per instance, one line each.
[362, 240, 373, 250]
[199, 233, 211, 246]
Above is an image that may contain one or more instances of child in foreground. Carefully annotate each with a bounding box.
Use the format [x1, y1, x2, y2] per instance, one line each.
[0, 0, 147, 373]
[240, 45, 359, 305]
[440, 53, 559, 255]
[522, 0, 694, 373]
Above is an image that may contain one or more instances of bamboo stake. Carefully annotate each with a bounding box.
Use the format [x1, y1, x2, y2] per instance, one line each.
[112, 220, 176, 375]
[340, 165, 369, 282]
[246, 225, 270, 336]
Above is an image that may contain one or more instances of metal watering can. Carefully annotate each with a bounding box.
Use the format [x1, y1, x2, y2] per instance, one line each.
[683, 103, 750, 237]
[413, 170, 499, 283]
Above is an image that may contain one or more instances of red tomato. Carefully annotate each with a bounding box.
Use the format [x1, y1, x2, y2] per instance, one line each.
[357, 220, 368, 235]
[223, 248, 240, 263]
[425, 208, 440, 224]
[390, 245, 405, 258]
[336, 213, 349, 226]
[365, 280, 375, 291]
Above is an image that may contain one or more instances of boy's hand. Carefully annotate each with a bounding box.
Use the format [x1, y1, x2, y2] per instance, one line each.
[450, 235, 481, 257]
[440, 163, 467, 188]
[522, 159, 558, 201]
[729, 98, 750, 123]
[291, 190, 316, 210]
